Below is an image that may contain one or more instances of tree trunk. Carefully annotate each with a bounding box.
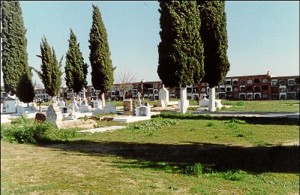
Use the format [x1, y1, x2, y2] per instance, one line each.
[180, 87, 188, 114]
[208, 87, 216, 112]
[101, 92, 106, 108]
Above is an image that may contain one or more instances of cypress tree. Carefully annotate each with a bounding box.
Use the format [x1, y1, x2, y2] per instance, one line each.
[65, 29, 88, 94]
[89, 5, 115, 106]
[157, 0, 205, 88]
[2, 0, 31, 95]
[197, 0, 230, 87]
[16, 73, 35, 104]
[37, 36, 63, 99]
[197, 0, 230, 111]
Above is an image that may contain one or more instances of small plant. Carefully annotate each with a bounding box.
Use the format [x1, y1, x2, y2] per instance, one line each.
[221, 170, 246, 181]
[207, 121, 214, 127]
[184, 163, 212, 177]
[225, 118, 247, 125]
[236, 101, 245, 106]
[130, 119, 178, 132]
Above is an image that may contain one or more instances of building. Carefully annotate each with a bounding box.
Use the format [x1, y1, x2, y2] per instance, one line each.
[198, 71, 300, 100]
[28, 72, 299, 102]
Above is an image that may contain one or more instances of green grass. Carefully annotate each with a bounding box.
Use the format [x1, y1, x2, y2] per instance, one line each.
[1, 112, 299, 194]
[221, 100, 299, 112]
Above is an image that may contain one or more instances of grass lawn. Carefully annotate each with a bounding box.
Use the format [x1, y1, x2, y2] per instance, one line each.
[220, 100, 299, 113]
[1, 113, 299, 194]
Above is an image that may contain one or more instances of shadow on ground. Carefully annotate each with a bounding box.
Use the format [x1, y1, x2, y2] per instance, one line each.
[44, 140, 299, 174]
[154, 113, 300, 126]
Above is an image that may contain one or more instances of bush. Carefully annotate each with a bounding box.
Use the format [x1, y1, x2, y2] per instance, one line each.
[130, 119, 178, 131]
[1, 122, 78, 144]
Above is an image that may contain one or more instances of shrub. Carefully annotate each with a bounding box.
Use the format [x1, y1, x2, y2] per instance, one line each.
[184, 163, 213, 176]
[1, 122, 78, 144]
[130, 119, 178, 131]
[221, 170, 246, 181]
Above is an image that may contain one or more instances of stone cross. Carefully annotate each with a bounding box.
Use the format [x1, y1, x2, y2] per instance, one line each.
[82, 88, 88, 106]
[137, 92, 142, 106]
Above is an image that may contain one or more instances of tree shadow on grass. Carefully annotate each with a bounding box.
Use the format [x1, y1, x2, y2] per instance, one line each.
[153, 113, 300, 126]
[44, 140, 299, 174]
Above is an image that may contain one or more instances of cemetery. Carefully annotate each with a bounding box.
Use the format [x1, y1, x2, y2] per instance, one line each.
[1, 1, 299, 194]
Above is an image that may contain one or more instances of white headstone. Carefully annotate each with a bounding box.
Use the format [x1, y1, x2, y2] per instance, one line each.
[46, 104, 63, 123]
[69, 97, 79, 113]
[104, 103, 117, 114]
[179, 87, 189, 114]
[58, 98, 66, 108]
[159, 85, 169, 107]
[215, 99, 223, 109]
[81, 88, 88, 106]
[2, 97, 17, 113]
[137, 92, 142, 106]
[199, 96, 209, 107]
[135, 105, 151, 118]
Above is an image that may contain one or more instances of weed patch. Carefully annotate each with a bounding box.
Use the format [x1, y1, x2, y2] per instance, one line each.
[1, 122, 78, 144]
[130, 119, 178, 132]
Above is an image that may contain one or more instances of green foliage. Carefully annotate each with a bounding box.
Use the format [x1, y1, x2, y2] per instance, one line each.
[65, 29, 88, 94]
[16, 73, 35, 103]
[37, 36, 63, 97]
[185, 163, 209, 176]
[220, 170, 246, 181]
[197, 1, 230, 87]
[89, 5, 115, 94]
[131, 119, 178, 130]
[226, 118, 247, 125]
[2, 1, 30, 95]
[1, 121, 78, 144]
[158, 0, 205, 88]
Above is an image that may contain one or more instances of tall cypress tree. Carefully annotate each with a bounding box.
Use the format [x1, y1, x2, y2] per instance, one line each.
[65, 29, 88, 94]
[37, 36, 63, 99]
[89, 5, 115, 106]
[197, 0, 230, 111]
[16, 73, 35, 104]
[2, 1, 31, 95]
[197, 0, 230, 87]
[157, 0, 205, 88]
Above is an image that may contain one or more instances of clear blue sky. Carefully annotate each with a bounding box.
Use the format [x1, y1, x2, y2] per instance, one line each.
[8, 1, 300, 87]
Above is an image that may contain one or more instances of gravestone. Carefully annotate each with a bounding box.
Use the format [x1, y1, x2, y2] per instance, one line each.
[179, 87, 189, 114]
[199, 95, 209, 107]
[123, 98, 133, 115]
[135, 105, 151, 118]
[159, 85, 169, 108]
[57, 97, 66, 108]
[2, 96, 17, 113]
[79, 88, 91, 113]
[104, 103, 117, 114]
[215, 99, 223, 109]
[69, 96, 79, 113]
[92, 91, 105, 116]
[46, 104, 63, 124]
[92, 99, 103, 109]
[137, 92, 142, 106]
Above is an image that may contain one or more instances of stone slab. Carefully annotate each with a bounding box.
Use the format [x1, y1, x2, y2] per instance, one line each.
[78, 126, 126, 133]
[113, 116, 151, 123]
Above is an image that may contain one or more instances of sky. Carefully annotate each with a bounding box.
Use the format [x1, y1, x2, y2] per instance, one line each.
[2, 1, 299, 87]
